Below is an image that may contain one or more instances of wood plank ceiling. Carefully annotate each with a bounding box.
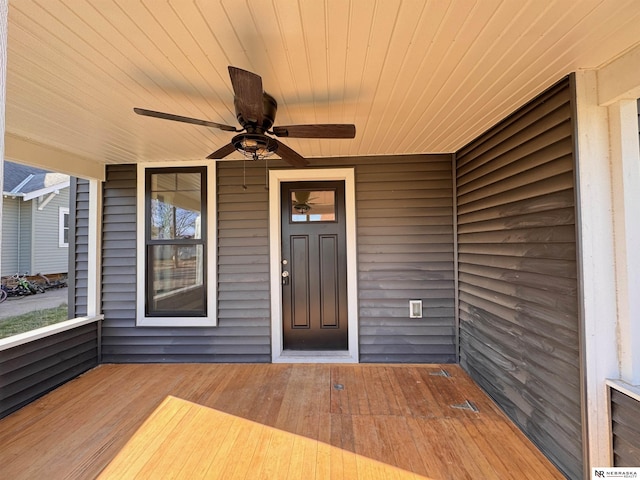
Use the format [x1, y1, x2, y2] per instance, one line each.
[5, 0, 640, 169]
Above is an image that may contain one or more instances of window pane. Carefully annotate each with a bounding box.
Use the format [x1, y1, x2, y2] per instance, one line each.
[149, 244, 205, 315]
[150, 173, 202, 239]
[291, 190, 336, 222]
[63, 213, 69, 244]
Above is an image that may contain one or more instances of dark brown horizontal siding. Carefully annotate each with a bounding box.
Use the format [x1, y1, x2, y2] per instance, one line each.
[100, 164, 270, 362]
[456, 76, 582, 479]
[611, 388, 640, 466]
[217, 162, 271, 360]
[218, 154, 456, 364]
[99, 165, 139, 361]
[100, 156, 455, 363]
[350, 154, 455, 363]
[0, 323, 99, 419]
[69, 178, 90, 318]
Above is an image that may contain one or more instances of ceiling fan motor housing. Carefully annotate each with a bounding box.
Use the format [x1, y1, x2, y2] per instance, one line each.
[234, 92, 277, 132]
[231, 133, 278, 160]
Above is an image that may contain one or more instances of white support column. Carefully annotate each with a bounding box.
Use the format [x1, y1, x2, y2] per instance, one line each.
[0, 0, 7, 277]
[86, 179, 102, 318]
[609, 99, 640, 384]
[573, 70, 619, 469]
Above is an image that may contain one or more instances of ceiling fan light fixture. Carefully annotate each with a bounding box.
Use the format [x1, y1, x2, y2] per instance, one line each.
[232, 133, 278, 161]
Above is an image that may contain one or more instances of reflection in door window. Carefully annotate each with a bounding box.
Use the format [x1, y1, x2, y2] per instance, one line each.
[291, 190, 336, 222]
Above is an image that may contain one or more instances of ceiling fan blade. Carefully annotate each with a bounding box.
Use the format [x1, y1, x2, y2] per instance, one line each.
[275, 140, 309, 168]
[206, 143, 237, 159]
[228, 66, 264, 124]
[272, 124, 356, 139]
[134, 108, 238, 132]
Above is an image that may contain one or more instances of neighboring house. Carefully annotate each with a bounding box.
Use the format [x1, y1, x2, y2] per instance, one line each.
[1, 161, 70, 277]
[1, 3, 640, 479]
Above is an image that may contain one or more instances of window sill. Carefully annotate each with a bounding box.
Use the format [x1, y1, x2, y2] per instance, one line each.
[136, 316, 216, 327]
[0, 315, 104, 352]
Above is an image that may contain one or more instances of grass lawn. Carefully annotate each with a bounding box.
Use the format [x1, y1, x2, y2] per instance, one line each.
[0, 304, 69, 339]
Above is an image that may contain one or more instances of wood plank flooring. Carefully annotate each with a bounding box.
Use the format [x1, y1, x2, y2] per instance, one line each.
[0, 364, 563, 479]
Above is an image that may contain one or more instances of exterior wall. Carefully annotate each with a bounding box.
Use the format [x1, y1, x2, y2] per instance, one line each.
[1, 187, 72, 276]
[100, 154, 456, 363]
[1, 196, 20, 275]
[31, 188, 69, 275]
[455, 76, 582, 479]
[100, 165, 271, 362]
[1, 196, 32, 276]
[347, 155, 455, 362]
[68, 178, 89, 318]
[18, 199, 31, 273]
[0, 322, 99, 419]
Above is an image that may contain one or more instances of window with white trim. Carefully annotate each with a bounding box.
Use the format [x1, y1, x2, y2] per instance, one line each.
[59, 207, 69, 247]
[136, 163, 217, 327]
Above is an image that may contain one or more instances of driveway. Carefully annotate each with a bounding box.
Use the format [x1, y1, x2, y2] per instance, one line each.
[0, 287, 68, 319]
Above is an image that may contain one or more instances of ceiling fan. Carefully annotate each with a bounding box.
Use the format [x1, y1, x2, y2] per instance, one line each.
[134, 66, 356, 168]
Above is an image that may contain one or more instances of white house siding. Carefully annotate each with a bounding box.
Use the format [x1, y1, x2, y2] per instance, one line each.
[31, 189, 69, 275]
[1, 196, 20, 276]
[1, 196, 32, 276]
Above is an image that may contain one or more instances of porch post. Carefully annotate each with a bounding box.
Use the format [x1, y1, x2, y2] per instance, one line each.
[0, 0, 7, 277]
[607, 99, 640, 384]
[573, 70, 618, 470]
[575, 51, 640, 471]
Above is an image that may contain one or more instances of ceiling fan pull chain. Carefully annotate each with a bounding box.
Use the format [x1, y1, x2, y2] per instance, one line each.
[264, 157, 269, 190]
[242, 159, 247, 190]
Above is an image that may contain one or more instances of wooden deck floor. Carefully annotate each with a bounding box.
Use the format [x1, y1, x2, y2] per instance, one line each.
[0, 364, 562, 479]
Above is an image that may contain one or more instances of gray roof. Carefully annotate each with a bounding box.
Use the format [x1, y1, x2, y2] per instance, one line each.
[3, 161, 69, 195]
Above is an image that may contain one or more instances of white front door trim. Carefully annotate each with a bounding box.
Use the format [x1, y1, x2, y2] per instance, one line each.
[269, 168, 358, 363]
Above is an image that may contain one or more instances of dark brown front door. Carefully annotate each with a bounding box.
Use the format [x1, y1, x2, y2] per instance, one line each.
[281, 181, 348, 350]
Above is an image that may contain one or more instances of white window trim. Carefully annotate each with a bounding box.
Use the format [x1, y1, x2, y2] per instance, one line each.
[59, 206, 69, 247]
[136, 162, 217, 327]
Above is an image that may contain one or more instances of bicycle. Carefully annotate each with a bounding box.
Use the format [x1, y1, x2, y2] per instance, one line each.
[10, 273, 45, 295]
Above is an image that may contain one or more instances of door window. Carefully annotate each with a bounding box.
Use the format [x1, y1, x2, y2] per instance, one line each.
[290, 189, 336, 222]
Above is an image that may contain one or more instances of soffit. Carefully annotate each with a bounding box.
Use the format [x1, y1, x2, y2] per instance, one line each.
[5, 0, 640, 169]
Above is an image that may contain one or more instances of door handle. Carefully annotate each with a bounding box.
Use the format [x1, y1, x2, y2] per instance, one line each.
[281, 270, 290, 285]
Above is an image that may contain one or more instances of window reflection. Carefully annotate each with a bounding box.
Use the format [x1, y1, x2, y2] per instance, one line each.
[150, 245, 205, 314]
[145, 167, 207, 317]
[150, 173, 201, 240]
[291, 190, 336, 222]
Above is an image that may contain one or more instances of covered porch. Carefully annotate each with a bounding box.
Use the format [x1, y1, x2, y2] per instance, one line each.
[1, 1, 640, 478]
[0, 363, 562, 479]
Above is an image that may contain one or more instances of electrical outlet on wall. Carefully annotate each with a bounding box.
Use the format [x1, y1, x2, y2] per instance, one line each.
[409, 300, 422, 319]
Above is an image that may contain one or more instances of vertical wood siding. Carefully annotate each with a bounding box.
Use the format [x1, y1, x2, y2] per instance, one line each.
[0, 323, 99, 419]
[455, 76, 582, 479]
[610, 388, 640, 466]
[101, 155, 455, 363]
